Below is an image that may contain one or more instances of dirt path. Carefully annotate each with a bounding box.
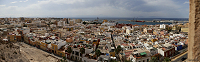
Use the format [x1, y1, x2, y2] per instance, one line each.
[14, 42, 59, 62]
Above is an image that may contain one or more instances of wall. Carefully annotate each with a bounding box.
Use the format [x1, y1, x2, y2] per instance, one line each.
[181, 28, 189, 32]
[188, 0, 200, 61]
[158, 48, 164, 56]
[7, 35, 17, 42]
[136, 57, 151, 62]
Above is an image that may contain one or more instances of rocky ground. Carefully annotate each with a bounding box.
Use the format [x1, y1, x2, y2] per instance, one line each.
[0, 43, 29, 62]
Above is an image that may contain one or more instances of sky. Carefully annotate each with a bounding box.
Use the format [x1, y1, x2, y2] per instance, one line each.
[0, 0, 189, 18]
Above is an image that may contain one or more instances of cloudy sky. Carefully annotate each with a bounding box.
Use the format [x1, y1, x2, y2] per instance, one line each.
[0, 0, 189, 18]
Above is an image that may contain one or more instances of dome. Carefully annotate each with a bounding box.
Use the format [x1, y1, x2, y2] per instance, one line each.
[66, 38, 73, 43]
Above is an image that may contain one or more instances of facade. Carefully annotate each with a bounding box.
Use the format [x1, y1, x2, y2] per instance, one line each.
[7, 34, 17, 43]
[157, 43, 175, 57]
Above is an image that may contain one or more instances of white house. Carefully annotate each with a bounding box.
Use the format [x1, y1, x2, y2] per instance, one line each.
[160, 24, 166, 29]
[22, 27, 30, 34]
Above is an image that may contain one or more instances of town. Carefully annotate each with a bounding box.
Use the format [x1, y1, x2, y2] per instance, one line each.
[0, 17, 188, 62]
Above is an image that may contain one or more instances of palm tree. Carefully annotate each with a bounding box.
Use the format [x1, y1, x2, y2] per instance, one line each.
[150, 57, 157, 62]
[114, 45, 122, 61]
[115, 45, 122, 54]
[80, 47, 85, 61]
[163, 57, 171, 62]
[66, 46, 72, 59]
[95, 49, 101, 57]
[67, 46, 72, 53]
[80, 47, 85, 56]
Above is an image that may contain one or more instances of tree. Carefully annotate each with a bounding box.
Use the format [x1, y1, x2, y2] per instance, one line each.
[95, 49, 101, 57]
[67, 46, 72, 53]
[63, 56, 66, 61]
[83, 21, 87, 25]
[60, 56, 68, 62]
[115, 45, 122, 54]
[110, 59, 118, 62]
[163, 57, 171, 62]
[80, 47, 85, 56]
[125, 59, 131, 62]
[176, 26, 181, 32]
[114, 45, 122, 61]
[150, 57, 158, 62]
[79, 47, 85, 61]
[23, 24, 27, 27]
[165, 25, 172, 32]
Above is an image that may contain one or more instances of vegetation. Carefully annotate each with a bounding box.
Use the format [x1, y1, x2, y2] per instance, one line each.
[125, 59, 131, 62]
[165, 25, 172, 32]
[82, 21, 88, 25]
[60, 56, 68, 62]
[66, 46, 72, 53]
[23, 24, 27, 27]
[90, 22, 102, 24]
[115, 45, 122, 54]
[80, 47, 85, 56]
[95, 49, 101, 57]
[185, 33, 188, 35]
[110, 59, 118, 62]
[176, 26, 181, 32]
[163, 57, 171, 62]
[150, 57, 158, 62]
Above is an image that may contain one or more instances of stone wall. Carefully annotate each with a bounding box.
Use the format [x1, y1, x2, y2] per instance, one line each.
[188, 0, 200, 61]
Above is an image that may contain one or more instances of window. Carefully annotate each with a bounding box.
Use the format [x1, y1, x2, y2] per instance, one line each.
[147, 59, 149, 62]
[14, 36, 16, 40]
[143, 60, 145, 62]
[52, 46, 54, 49]
[76, 52, 79, 55]
[138, 61, 141, 62]
[60, 53, 62, 56]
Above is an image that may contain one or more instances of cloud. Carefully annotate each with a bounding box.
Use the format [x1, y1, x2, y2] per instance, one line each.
[1, 0, 189, 18]
[23, 0, 28, 2]
[11, 1, 17, 3]
[183, 1, 189, 4]
[19, 1, 23, 2]
[0, 5, 6, 6]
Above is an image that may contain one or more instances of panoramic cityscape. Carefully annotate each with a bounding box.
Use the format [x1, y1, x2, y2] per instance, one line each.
[0, 0, 199, 62]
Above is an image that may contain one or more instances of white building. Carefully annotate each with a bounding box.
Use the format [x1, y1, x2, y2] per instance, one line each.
[57, 21, 65, 27]
[22, 27, 30, 34]
[160, 24, 166, 29]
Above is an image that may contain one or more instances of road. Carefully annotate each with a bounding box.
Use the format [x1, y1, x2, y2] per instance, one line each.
[171, 51, 187, 62]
